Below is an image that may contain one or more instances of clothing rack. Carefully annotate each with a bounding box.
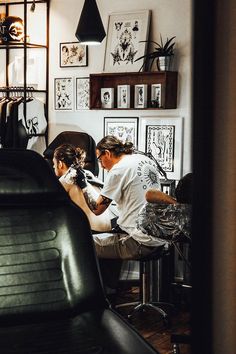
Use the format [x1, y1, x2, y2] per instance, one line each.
[0, 87, 47, 148]
[0, 86, 37, 98]
[0, 0, 49, 149]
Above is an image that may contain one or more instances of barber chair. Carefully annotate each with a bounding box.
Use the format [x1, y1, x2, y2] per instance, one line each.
[116, 244, 173, 326]
[43, 130, 99, 176]
[0, 149, 159, 354]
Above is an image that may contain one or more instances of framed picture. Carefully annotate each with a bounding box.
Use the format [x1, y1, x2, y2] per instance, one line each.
[117, 85, 130, 108]
[101, 88, 114, 108]
[76, 77, 90, 110]
[151, 83, 164, 108]
[54, 77, 73, 111]
[139, 117, 183, 179]
[104, 117, 138, 148]
[160, 179, 176, 197]
[103, 10, 151, 72]
[134, 84, 148, 108]
[60, 42, 88, 67]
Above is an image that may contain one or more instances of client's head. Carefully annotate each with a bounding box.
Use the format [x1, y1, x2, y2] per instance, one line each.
[53, 143, 86, 177]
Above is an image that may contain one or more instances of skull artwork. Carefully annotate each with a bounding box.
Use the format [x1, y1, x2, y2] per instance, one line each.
[0, 16, 24, 42]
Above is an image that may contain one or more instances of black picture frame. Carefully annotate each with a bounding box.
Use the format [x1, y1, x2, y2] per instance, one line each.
[160, 179, 176, 197]
[60, 42, 88, 67]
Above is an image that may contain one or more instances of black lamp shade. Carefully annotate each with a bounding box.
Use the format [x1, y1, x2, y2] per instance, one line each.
[75, 0, 106, 44]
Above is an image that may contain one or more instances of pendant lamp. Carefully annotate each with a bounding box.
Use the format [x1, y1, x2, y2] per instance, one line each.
[75, 0, 106, 45]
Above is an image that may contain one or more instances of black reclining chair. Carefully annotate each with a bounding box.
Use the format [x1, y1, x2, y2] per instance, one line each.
[0, 149, 159, 354]
[43, 131, 99, 176]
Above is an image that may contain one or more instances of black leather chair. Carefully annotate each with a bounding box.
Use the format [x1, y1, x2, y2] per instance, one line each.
[0, 149, 159, 354]
[43, 131, 99, 176]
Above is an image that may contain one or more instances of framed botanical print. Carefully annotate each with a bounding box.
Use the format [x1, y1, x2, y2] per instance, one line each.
[139, 117, 183, 179]
[104, 116, 138, 148]
[76, 77, 90, 110]
[117, 85, 130, 108]
[54, 77, 73, 111]
[134, 84, 148, 108]
[103, 10, 151, 72]
[60, 42, 88, 67]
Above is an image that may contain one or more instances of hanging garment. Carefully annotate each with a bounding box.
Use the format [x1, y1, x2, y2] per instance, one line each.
[18, 98, 47, 154]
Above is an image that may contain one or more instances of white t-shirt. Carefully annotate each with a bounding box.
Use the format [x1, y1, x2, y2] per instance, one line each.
[101, 153, 161, 232]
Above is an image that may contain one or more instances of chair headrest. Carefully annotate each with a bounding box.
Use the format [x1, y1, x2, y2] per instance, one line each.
[43, 131, 99, 176]
[0, 149, 68, 205]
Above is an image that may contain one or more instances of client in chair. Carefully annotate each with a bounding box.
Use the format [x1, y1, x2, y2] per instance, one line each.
[53, 143, 113, 232]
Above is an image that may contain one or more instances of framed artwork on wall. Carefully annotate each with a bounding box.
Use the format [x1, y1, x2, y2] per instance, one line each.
[151, 83, 164, 108]
[134, 84, 148, 108]
[117, 85, 130, 108]
[60, 42, 88, 67]
[54, 77, 73, 111]
[160, 179, 176, 197]
[101, 88, 114, 108]
[76, 77, 90, 110]
[104, 116, 139, 148]
[103, 10, 151, 72]
[139, 116, 183, 179]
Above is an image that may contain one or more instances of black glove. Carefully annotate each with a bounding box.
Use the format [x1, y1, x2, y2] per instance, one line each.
[76, 168, 87, 189]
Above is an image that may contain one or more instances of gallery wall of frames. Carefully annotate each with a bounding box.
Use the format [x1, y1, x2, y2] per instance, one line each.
[50, 3, 192, 183]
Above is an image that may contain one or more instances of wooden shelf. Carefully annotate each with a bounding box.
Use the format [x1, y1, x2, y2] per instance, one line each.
[90, 71, 178, 110]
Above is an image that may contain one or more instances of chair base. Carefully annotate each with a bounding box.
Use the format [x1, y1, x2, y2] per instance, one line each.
[116, 300, 172, 326]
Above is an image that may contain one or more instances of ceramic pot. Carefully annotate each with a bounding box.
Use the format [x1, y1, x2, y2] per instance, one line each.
[157, 56, 173, 71]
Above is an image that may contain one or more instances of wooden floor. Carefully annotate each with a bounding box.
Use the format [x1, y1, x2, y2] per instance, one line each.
[109, 286, 191, 354]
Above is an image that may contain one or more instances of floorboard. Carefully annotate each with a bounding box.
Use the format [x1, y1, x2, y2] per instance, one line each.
[109, 286, 191, 354]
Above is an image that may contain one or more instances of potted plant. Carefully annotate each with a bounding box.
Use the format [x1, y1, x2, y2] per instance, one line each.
[135, 35, 176, 72]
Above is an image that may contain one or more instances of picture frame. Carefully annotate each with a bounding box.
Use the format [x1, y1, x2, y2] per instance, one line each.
[139, 117, 183, 179]
[104, 116, 139, 148]
[160, 179, 176, 197]
[76, 77, 90, 110]
[151, 83, 164, 108]
[134, 84, 148, 108]
[54, 77, 73, 111]
[101, 88, 114, 109]
[117, 85, 130, 108]
[60, 42, 88, 67]
[103, 10, 151, 72]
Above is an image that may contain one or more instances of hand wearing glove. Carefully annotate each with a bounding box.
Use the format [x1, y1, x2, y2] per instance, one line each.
[76, 168, 87, 189]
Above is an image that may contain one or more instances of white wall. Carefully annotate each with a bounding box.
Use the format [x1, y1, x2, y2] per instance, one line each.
[48, 0, 192, 176]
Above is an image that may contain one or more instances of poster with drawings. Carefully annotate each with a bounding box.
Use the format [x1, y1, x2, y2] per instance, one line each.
[76, 77, 90, 110]
[60, 42, 88, 67]
[104, 117, 138, 148]
[54, 77, 73, 111]
[103, 10, 151, 72]
[139, 117, 183, 179]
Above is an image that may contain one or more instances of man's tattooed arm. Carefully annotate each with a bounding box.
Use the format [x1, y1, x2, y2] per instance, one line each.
[83, 189, 112, 215]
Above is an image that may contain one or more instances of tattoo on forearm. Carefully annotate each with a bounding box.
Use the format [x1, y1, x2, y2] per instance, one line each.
[83, 191, 111, 212]
[83, 190, 98, 211]
[100, 196, 111, 206]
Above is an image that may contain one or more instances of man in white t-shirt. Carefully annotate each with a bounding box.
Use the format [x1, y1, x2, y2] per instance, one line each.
[77, 135, 164, 260]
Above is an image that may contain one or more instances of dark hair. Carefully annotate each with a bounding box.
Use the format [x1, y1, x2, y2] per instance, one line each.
[175, 173, 193, 204]
[96, 135, 134, 157]
[53, 144, 86, 168]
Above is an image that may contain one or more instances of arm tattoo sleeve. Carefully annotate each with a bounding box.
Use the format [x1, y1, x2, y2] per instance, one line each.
[83, 191, 112, 212]
[83, 190, 98, 211]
